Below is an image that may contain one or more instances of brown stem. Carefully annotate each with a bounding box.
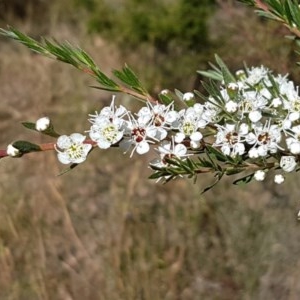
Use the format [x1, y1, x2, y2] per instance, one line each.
[255, 0, 269, 12]
[119, 86, 159, 104]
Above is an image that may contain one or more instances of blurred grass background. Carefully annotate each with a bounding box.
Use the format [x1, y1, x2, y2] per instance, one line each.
[1, 0, 300, 299]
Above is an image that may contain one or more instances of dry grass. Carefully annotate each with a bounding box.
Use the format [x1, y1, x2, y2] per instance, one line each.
[1, 3, 300, 300]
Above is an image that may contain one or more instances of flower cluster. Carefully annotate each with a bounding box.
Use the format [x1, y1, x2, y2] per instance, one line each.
[45, 65, 300, 186]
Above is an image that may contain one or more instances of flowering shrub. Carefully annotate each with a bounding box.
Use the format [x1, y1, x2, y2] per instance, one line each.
[1, 0, 300, 194]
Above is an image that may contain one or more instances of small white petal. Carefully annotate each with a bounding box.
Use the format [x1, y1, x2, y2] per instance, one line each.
[174, 144, 187, 156]
[175, 132, 185, 143]
[221, 144, 231, 156]
[233, 143, 245, 155]
[289, 112, 300, 122]
[57, 135, 72, 149]
[249, 111, 262, 123]
[271, 97, 282, 108]
[248, 147, 259, 158]
[136, 141, 150, 155]
[289, 142, 300, 154]
[239, 123, 249, 135]
[57, 152, 72, 164]
[190, 131, 203, 142]
[70, 133, 86, 144]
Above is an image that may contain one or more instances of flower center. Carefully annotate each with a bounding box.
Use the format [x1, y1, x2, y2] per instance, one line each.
[67, 144, 85, 160]
[258, 132, 270, 144]
[102, 124, 118, 142]
[153, 113, 165, 127]
[225, 132, 238, 145]
[240, 100, 253, 112]
[132, 127, 146, 143]
[182, 121, 196, 136]
[292, 99, 300, 112]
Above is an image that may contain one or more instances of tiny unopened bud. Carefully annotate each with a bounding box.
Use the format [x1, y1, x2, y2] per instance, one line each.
[160, 89, 170, 96]
[274, 174, 284, 184]
[236, 69, 246, 80]
[182, 92, 195, 107]
[226, 82, 239, 98]
[183, 92, 194, 102]
[254, 170, 266, 181]
[35, 117, 50, 131]
[7, 144, 20, 157]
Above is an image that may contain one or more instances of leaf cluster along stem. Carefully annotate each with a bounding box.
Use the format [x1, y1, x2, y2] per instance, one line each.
[0, 27, 158, 104]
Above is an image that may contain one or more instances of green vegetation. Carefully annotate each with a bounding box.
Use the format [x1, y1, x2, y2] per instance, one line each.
[75, 0, 216, 90]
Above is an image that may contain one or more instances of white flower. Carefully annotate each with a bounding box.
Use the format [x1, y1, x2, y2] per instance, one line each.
[35, 117, 50, 131]
[88, 96, 127, 125]
[213, 123, 246, 157]
[89, 118, 124, 149]
[246, 121, 282, 157]
[174, 106, 204, 148]
[119, 115, 153, 156]
[274, 174, 285, 184]
[245, 66, 269, 86]
[55, 133, 92, 164]
[280, 156, 297, 172]
[6, 144, 20, 157]
[254, 170, 266, 181]
[136, 102, 177, 140]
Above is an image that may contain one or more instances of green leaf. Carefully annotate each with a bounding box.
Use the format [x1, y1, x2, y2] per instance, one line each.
[225, 167, 245, 176]
[57, 163, 78, 176]
[201, 172, 223, 194]
[158, 93, 173, 106]
[112, 64, 148, 94]
[22, 122, 36, 131]
[232, 173, 255, 185]
[12, 140, 41, 154]
[214, 54, 236, 84]
[205, 145, 228, 163]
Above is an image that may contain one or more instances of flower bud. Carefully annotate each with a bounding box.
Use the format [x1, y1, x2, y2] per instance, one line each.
[280, 156, 297, 172]
[274, 174, 284, 184]
[182, 92, 195, 107]
[254, 170, 266, 181]
[183, 92, 194, 102]
[6, 144, 20, 157]
[35, 117, 50, 131]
